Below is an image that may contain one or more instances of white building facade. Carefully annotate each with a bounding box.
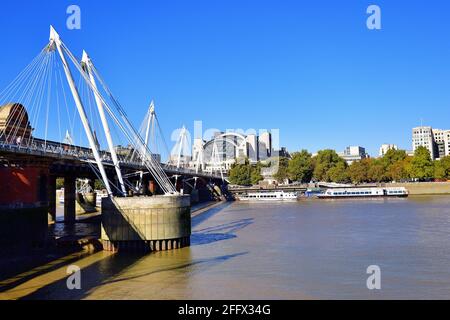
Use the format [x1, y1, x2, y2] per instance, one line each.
[379, 144, 398, 157]
[191, 131, 280, 173]
[412, 126, 450, 160]
[412, 126, 435, 159]
[338, 146, 368, 165]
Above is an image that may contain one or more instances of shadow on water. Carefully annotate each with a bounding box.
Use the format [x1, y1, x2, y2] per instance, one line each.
[18, 252, 148, 300]
[0, 220, 100, 291]
[0, 249, 87, 293]
[5, 202, 240, 299]
[100, 251, 248, 286]
[191, 202, 233, 228]
[191, 218, 254, 246]
[20, 250, 248, 300]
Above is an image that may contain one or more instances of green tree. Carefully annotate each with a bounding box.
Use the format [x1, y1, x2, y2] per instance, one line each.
[250, 162, 263, 185]
[94, 179, 105, 190]
[434, 156, 450, 180]
[56, 178, 64, 189]
[347, 159, 370, 184]
[327, 162, 350, 183]
[274, 157, 289, 183]
[287, 150, 314, 183]
[367, 160, 388, 182]
[228, 162, 251, 186]
[410, 146, 434, 180]
[313, 149, 345, 182]
[229, 159, 264, 186]
[381, 149, 407, 168]
[387, 157, 411, 181]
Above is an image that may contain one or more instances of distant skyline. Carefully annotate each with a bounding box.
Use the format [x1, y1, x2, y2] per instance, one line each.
[1, 0, 450, 156]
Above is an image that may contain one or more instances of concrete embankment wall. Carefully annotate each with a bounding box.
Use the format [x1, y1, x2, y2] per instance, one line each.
[390, 182, 450, 195]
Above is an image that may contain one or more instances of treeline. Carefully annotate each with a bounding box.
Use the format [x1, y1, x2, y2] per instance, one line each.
[228, 159, 264, 186]
[229, 146, 450, 185]
[277, 146, 450, 184]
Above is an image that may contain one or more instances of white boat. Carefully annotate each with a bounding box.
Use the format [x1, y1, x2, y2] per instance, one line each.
[238, 190, 299, 201]
[317, 187, 408, 199]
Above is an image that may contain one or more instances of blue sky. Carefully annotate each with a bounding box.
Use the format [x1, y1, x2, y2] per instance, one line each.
[1, 0, 450, 156]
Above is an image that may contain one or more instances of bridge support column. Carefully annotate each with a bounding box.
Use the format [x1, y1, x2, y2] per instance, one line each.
[64, 177, 76, 224]
[101, 195, 191, 253]
[47, 175, 57, 224]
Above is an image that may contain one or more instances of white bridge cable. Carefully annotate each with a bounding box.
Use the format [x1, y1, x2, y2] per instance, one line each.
[0, 48, 51, 145]
[60, 42, 176, 194]
[0, 47, 85, 158]
[127, 103, 171, 165]
[0, 29, 177, 195]
[86, 64, 176, 194]
[0, 42, 106, 195]
[84, 160, 124, 195]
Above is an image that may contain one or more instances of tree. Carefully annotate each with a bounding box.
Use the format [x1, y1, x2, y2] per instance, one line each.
[228, 162, 252, 186]
[229, 159, 264, 186]
[56, 178, 64, 189]
[250, 162, 263, 185]
[313, 149, 344, 182]
[387, 157, 411, 181]
[274, 157, 289, 183]
[327, 162, 350, 183]
[94, 179, 105, 190]
[347, 159, 369, 184]
[410, 146, 434, 180]
[367, 160, 388, 182]
[381, 149, 407, 168]
[434, 156, 450, 180]
[287, 150, 313, 183]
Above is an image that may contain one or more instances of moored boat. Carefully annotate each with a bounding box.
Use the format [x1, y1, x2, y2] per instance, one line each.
[317, 187, 408, 199]
[238, 190, 299, 201]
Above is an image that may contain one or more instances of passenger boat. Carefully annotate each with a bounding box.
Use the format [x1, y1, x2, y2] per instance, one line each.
[237, 191, 299, 201]
[317, 187, 408, 199]
[304, 188, 323, 197]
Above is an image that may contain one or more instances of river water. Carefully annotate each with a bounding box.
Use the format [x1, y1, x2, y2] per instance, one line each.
[27, 195, 450, 299]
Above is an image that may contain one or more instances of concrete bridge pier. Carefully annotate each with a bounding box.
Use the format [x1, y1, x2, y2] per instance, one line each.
[64, 177, 76, 223]
[101, 195, 191, 253]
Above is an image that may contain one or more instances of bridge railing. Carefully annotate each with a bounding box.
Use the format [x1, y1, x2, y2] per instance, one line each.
[0, 140, 224, 179]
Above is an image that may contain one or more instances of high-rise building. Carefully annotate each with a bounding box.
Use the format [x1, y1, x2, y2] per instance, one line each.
[258, 132, 272, 160]
[245, 134, 258, 163]
[412, 126, 435, 159]
[379, 144, 398, 157]
[432, 129, 450, 159]
[412, 126, 450, 160]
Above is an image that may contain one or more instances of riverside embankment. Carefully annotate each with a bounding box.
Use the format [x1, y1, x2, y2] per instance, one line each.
[387, 182, 450, 195]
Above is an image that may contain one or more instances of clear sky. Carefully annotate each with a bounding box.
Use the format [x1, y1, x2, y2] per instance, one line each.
[1, 0, 450, 156]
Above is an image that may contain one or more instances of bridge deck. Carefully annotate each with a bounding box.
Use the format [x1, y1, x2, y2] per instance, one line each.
[0, 142, 222, 180]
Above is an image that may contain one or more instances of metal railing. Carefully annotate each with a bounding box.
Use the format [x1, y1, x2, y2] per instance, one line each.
[0, 139, 224, 179]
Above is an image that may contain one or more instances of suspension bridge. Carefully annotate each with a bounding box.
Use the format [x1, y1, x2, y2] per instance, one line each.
[0, 26, 226, 252]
